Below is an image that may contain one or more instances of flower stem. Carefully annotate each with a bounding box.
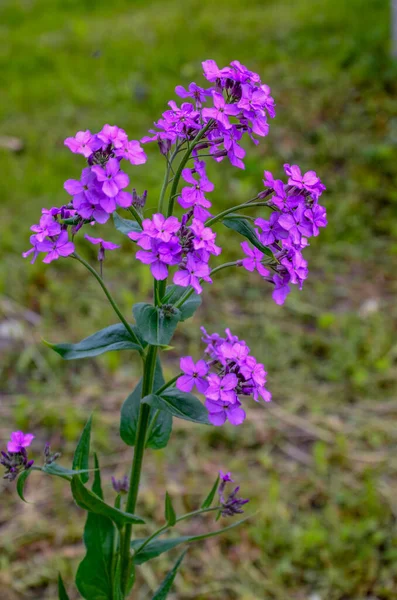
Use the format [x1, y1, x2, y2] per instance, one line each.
[166, 121, 213, 218]
[173, 262, 241, 310]
[205, 200, 272, 228]
[72, 253, 144, 353]
[128, 206, 143, 228]
[120, 344, 158, 595]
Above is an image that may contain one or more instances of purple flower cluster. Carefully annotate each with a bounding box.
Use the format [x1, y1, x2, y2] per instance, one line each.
[1, 432, 35, 482]
[240, 164, 327, 305]
[23, 125, 146, 264]
[218, 470, 249, 517]
[176, 328, 270, 426]
[129, 212, 220, 291]
[143, 59, 275, 174]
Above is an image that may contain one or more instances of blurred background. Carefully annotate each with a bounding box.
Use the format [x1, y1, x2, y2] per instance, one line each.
[1, 0, 397, 598]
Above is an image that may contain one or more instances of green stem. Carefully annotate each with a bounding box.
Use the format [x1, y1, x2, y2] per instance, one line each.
[120, 344, 158, 595]
[173, 262, 240, 310]
[72, 253, 144, 353]
[167, 121, 213, 217]
[205, 200, 272, 228]
[158, 147, 179, 213]
[128, 206, 143, 228]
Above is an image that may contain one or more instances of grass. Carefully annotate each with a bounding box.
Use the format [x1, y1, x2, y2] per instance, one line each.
[1, 0, 397, 598]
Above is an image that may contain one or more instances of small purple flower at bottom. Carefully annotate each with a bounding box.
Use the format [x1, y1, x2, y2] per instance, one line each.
[111, 475, 129, 494]
[173, 255, 212, 294]
[218, 471, 249, 517]
[176, 356, 209, 394]
[7, 431, 35, 453]
[272, 274, 291, 305]
[241, 242, 270, 278]
[219, 470, 234, 483]
[205, 398, 246, 426]
[84, 235, 120, 262]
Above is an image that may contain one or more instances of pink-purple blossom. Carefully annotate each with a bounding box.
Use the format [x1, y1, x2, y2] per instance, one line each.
[7, 431, 35, 454]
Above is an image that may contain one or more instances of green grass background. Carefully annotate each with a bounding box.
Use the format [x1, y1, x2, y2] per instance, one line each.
[1, 0, 397, 598]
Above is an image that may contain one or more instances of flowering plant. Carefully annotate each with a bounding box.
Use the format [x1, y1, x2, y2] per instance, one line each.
[4, 59, 326, 599]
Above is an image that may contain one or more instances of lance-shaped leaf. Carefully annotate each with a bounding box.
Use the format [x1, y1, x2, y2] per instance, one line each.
[44, 323, 145, 360]
[142, 389, 210, 425]
[113, 212, 141, 235]
[17, 469, 32, 503]
[71, 475, 145, 528]
[120, 358, 172, 449]
[163, 285, 202, 321]
[201, 475, 220, 509]
[165, 492, 176, 526]
[73, 415, 92, 484]
[222, 216, 274, 258]
[76, 455, 116, 600]
[58, 574, 71, 600]
[151, 551, 186, 600]
[131, 514, 252, 564]
[42, 463, 93, 481]
[133, 303, 182, 347]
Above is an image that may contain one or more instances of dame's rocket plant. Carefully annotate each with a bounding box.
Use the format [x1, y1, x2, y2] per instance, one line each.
[4, 59, 326, 599]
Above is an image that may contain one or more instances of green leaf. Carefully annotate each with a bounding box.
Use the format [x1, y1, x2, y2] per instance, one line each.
[17, 469, 32, 503]
[151, 551, 186, 600]
[76, 455, 116, 600]
[113, 212, 141, 236]
[163, 285, 202, 321]
[146, 409, 173, 450]
[120, 358, 172, 449]
[201, 475, 220, 509]
[133, 303, 182, 346]
[142, 389, 210, 425]
[71, 475, 145, 528]
[58, 574, 71, 600]
[44, 323, 145, 360]
[165, 492, 176, 526]
[131, 515, 252, 564]
[222, 216, 274, 258]
[112, 557, 123, 600]
[42, 463, 93, 481]
[73, 415, 92, 484]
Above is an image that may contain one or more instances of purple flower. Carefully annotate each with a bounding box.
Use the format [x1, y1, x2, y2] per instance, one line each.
[115, 139, 147, 165]
[111, 475, 129, 494]
[147, 214, 181, 242]
[84, 235, 120, 250]
[305, 204, 327, 236]
[218, 475, 250, 517]
[222, 127, 246, 169]
[97, 124, 128, 149]
[206, 373, 238, 404]
[175, 82, 211, 107]
[241, 242, 270, 277]
[189, 219, 221, 256]
[64, 130, 101, 158]
[284, 164, 326, 199]
[136, 238, 181, 281]
[92, 158, 129, 198]
[202, 59, 224, 81]
[176, 356, 209, 393]
[72, 194, 110, 224]
[173, 255, 212, 294]
[64, 167, 101, 205]
[36, 231, 75, 264]
[219, 470, 234, 483]
[30, 213, 61, 242]
[255, 213, 288, 246]
[202, 92, 240, 130]
[179, 169, 213, 210]
[7, 431, 35, 454]
[272, 274, 291, 305]
[278, 204, 313, 245]
[22, 235, 40, 264]
[205, 398, 246, 426]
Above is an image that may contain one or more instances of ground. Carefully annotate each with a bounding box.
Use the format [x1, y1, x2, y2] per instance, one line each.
[1, 0, 397, 598]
